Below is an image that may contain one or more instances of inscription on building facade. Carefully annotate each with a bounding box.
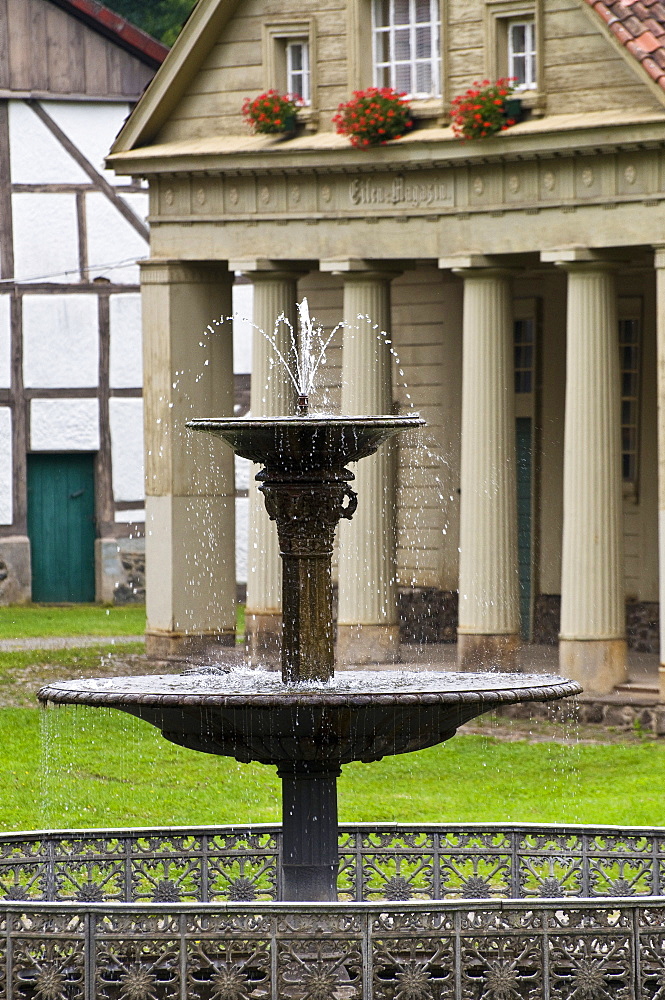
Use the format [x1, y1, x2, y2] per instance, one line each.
[349, 175, 448, 208]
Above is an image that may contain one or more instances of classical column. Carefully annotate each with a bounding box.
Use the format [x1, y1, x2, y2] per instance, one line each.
[442, 258, 520, 670]
[546, 252, 626, 693]
[321, 260, 400, 664]
[233, 261, 301, 664]
[140, 261, 236, 660]
[653, 247, 665, 701]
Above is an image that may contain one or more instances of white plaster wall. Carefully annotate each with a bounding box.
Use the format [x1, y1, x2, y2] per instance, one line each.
[110, 397, 145, 501]
[115, 509, 146, 523]
[0, 408, 12, 524]
[9, 101, 88, 185]
[109, 294, 142, 388]
[0, 296, 10, 389]
[86, 191, 148, 284]
[13, 193, 79, 283]
[45, 101, 133, 185]
[23, 294, 98, 388]
[233, 282, 253, 374]
[31, 398, 99, 451]
[236, 496, 248, 584]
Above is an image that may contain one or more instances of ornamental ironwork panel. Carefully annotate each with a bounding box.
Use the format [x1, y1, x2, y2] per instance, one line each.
[1, 824, 665, 904]
[2, 900, 665, 999]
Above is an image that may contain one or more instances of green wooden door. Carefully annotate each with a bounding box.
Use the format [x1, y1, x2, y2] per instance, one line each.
[516, 418, 533, 641]
[27, 454, 96, 602]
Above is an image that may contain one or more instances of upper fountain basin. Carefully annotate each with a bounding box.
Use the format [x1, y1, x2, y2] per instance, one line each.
[186, 415, 425, 475]
[38, 670, 581, 768]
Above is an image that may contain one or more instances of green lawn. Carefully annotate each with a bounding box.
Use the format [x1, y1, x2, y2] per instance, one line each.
[1, 704, 663, 832]
[0, 604, 146, 638]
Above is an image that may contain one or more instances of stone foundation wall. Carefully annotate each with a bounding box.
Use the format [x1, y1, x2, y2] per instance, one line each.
[0, 536, 31, 604]
[626, 601, 659, 653]
[114, 543, 145, 605]
[398, 588, 458, 643]
[399, 588, 660, 653]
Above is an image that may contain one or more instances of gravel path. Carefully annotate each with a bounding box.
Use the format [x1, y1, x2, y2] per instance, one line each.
[0, 635, 144, 651]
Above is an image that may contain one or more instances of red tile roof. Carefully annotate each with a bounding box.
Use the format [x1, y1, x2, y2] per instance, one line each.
[48, 0, 170, 68]
[583, 0, 665, 92]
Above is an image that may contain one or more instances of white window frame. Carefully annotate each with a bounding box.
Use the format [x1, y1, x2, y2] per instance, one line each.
[508, 18, 536, 90]
[372, 0, 441, 99]
[286, 39, 311, 104]
[262, 20, 318, 117]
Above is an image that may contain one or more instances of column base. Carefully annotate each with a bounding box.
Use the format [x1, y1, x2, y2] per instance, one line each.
[245, 612, 282, 669]
[336, 624, 401, 665]
[457, 633, 520, 672]
[559, 638, 627, 695]
[145, 630, 236, 663]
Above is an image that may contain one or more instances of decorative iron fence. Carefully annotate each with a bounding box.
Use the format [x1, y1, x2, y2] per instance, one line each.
[2, 898, 665, 998]
[1, 823, 664, 904]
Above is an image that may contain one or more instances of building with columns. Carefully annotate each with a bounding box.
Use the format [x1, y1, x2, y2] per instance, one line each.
[108, 0, 665, 696]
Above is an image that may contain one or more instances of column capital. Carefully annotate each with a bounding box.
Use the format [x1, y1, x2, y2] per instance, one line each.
[541, 248, 617, 270]
[320, 258, 402, 280]
[140, 259, 232, 285]
[230, 258, 311, 278]
[439, 254, 500, 270]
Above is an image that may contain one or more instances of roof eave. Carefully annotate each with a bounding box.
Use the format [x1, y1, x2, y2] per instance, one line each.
[106, 115, 665, 177]
[47, 0, 169, 68]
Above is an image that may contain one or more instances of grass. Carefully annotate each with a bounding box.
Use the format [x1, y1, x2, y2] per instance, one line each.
[1, 705, 664, 832]
[0, 604, 146, 638]
[0, 645, 147, 708]
[0, 612, 660, 834]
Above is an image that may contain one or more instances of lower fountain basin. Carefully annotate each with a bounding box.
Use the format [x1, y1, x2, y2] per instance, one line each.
[39, 670, 581, 768]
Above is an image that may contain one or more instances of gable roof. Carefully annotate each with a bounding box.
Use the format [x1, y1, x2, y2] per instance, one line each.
[110, 0, 240, 153]
[583, 0, 665, 94]
[48, 0, 169, 68]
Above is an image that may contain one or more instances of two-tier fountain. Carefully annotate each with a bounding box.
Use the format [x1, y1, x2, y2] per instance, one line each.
[39, 303, 581, 902]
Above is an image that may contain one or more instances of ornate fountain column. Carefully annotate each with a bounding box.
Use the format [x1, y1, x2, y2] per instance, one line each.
[233, 261, 302, 665]
[321, 260, 400, 664]
[140, 261, 236, 660]
[441, 258, 520, 670]
[543, 251, 627, 693]
[655, 247, 665, 702]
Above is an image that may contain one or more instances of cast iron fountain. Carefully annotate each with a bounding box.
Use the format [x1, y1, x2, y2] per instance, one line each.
[16, 306, 664, 998]
[39, 396, 581, 902]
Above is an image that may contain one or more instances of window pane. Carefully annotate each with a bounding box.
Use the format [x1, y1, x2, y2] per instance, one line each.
[416, 25, 431, 58]
[394, 0, 410, 24]
[512, 55, 526, 87]
[374, 0, 391, 27]
[510, 23, 526, 55]
[415, 62, 431, 94]
[415, 0, 431, 22]
[376, 64, 391, 87]
[394, 28, 411, 59]
[395, 63, 412, 91]
[289, 44, 303, 73]
[375, 29, 391, 62]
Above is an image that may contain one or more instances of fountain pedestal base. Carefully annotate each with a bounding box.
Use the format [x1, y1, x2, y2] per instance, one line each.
[279, 763, 341, 901]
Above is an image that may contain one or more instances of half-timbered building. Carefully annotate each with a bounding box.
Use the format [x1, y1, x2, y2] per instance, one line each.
[108, 0, 665, 696]
[0, 0, 167, 604]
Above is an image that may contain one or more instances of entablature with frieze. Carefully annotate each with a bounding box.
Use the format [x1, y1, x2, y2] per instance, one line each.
[148, 142, 665, 229]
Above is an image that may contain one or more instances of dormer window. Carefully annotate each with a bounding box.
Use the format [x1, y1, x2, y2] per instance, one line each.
[263, 20, 317, 114]
[286, 39, 311, 104]
[508, 19, 536, 89]
[372, 0, 441, 98]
